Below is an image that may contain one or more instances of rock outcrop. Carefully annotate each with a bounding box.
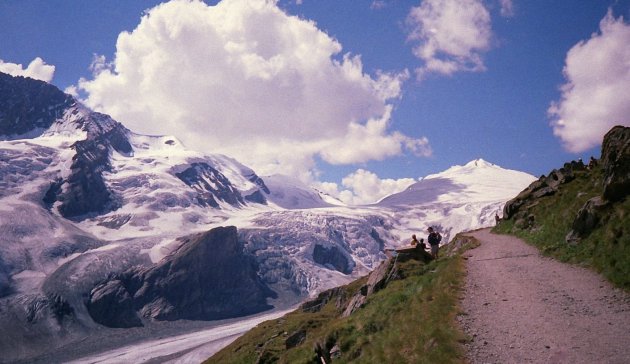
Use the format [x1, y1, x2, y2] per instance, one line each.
[174, 162, 245, 208]
[0, 73, 128, 219]
[87, 226, 275, 328]
[56, 114, 132, 218]
[565, 196, 610, 244]
[601, 126, 630, 202]
[341, 257, 397, 317]
[503, 125, 629, 244]
[564, 125, 630, 241]
[503, 159, 585, 221]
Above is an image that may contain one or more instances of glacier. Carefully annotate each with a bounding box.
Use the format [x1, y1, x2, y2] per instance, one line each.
[0, 72, 536, 362]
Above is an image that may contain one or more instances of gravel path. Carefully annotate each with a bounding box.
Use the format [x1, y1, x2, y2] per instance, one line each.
[459, 228, 630, 364]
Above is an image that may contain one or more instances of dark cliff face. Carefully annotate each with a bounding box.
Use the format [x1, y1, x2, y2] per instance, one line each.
[247, 173, 270, 194]
[175, 162, 245, 208]
[312, 244, 352, 274]
[48, 112, 132, 219]
[87, 226, 275, 328]
[0, 72, 74, 137]
[601, 126, 630, 202]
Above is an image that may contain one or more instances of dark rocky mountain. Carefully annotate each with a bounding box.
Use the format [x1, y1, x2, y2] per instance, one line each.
[87, 226, 274, 328]
[54, 112, 133, 219]
[0, 73, 269, 222]
[0, 72, 74, 138]
[175, 162, 247, 208]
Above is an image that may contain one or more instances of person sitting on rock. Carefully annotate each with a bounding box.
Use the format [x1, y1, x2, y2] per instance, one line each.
[410, 234, 427, 250]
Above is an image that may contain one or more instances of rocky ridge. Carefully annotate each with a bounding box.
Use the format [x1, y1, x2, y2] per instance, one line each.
[503, 125, 629, 243]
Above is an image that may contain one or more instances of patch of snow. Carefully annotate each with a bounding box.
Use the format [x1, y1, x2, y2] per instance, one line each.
[12, 270, 46, 279]
[141, 238, 181, 263]
[58, 253, 82, 266]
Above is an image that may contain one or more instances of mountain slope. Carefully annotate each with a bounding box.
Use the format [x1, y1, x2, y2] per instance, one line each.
[206, 235, 477, 363]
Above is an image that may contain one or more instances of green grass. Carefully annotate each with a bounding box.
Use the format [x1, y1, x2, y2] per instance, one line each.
[205, 236, 479, 363]
[494, 166, 630, 289]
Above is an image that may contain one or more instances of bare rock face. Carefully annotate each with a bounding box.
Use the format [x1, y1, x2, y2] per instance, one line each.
[565, 126, 629, 243]
[0, 73, 131, 220]
[312, 244, 352, 274]
[86, 280, 141, 328]
[54, 113, 132, 219]
[601, 125, 630, 202]
[0, 72, 74, 137]
[503, 160, 584, 221]
[174, 162, 245, 208]
[87, 226, 275, 328]
[342, 257, 397, 317]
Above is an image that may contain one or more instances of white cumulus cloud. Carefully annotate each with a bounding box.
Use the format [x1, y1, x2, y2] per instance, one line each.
[406, 0, 492, 79]
[549, 10, 630, 153]
[0, 57, 55, 82]
[77, 0, 428, 179]
[316, 169, 417, 205]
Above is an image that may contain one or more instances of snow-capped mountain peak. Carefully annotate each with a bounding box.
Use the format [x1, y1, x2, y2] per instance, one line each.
[262, 174, 333, 209]
[380, 159, 536, 206]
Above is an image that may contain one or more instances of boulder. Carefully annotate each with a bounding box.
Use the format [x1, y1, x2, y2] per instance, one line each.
[601, 126, 630, 202]
[566, 197, 609, 243]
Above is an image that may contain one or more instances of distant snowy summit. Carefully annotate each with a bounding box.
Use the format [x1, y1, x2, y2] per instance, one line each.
[378, 158, 536, 207]
[263, 174, 344, 209]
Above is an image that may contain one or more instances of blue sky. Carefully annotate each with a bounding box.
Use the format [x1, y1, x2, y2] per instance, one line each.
[1, 0, 629, 204]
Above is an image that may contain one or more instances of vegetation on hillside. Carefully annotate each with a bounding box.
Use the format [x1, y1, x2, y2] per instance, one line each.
[205, 236, 479, 363]
[495, 164, 630, 289]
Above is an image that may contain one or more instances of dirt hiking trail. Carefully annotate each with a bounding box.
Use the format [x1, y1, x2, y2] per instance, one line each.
[459, 228, 630, 364]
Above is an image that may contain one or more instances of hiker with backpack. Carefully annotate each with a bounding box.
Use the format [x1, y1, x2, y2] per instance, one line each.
[427, 226, 442, 259]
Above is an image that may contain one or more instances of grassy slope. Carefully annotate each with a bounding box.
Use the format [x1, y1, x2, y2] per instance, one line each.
[494, 166, 630, 289]
[205, 237, 479, 363]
